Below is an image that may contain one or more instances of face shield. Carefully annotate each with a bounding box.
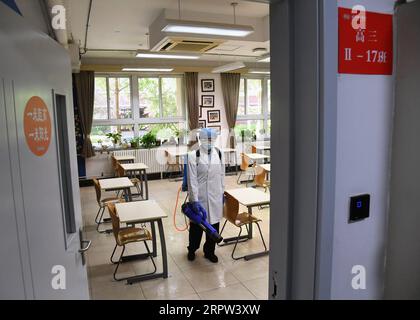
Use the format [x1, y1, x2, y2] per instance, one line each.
[199, 128, 217, 151]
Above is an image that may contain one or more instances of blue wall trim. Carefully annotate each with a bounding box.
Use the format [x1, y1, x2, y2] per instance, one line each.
[1, 0, 21, 15]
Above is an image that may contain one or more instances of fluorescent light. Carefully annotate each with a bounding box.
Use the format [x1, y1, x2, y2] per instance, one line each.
[122, 68, 174, 72]
[248, 69, 270, 75]
[162, 20, 254, 38]
[258, 54, 270, 63]
[212, 62, 246, 73]
[136, 52, 199, 60]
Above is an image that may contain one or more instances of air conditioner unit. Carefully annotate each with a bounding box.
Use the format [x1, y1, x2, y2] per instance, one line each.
[152, 36, 223, 53]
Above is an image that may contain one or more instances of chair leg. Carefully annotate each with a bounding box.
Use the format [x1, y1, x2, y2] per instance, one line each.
[231, 227, 243, 260]
[143, 241, 157, 274]
[216, 220, 228, 247]
[110, 244, 119, 264]
[94, 207, 102, 224]
[113, 245, 126, 281]
[96, 207, 105, 232]
[255, 222, 268, 252]
[237, 171, 243, 184]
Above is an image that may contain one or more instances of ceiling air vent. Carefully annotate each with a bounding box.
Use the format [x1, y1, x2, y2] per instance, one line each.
[155, 37, 223, 53]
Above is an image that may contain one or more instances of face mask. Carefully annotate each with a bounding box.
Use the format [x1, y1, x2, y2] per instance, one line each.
[201, 140, 214, 151]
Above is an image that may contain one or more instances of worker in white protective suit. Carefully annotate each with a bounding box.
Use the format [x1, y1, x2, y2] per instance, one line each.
[187, 128, 225, 263]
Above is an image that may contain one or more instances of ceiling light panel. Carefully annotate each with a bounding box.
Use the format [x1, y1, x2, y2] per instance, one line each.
[122, 68, 174, 72]
[136, 52, 200, 60]
[162, 20, 254, 38]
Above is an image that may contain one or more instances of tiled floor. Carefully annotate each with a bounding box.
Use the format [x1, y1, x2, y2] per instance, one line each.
[80, 175, 270, 300]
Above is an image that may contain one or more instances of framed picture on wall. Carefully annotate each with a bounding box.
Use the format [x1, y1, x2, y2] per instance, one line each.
[201, 79, 215, 92]
[207, 110, 221, 123]
[208, 125, 221, 135]
[199, 120, 207, 129]
[199, 106, 203, 118]
[201, 95, 214, 108]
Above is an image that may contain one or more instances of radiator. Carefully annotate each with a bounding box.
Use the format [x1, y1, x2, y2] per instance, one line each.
[113, 149, 167, 174]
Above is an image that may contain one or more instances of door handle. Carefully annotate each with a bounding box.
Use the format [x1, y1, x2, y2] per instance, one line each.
[79, 240, 91, 253]
[78, 228, 91, 266]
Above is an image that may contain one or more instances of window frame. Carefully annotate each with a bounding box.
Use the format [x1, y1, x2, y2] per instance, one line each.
[237, 75, 271, 133]
[93, 73, 186, 138]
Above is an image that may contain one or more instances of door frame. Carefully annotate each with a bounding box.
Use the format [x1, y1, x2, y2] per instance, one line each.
[268, 0, 338, 299]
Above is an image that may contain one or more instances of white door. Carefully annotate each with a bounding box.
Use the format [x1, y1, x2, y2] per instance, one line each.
[0, 2, 90, 299]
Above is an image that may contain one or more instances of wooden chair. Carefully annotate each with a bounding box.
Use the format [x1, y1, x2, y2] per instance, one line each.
[116, 163, 141, 196]
[93, 178, 123, 233]
[237, 153, 255, 185]
[252, 145, 257, 154]
[254, 166, 270, 192]
[165, 150, 183, 180]
[107, 203, 156, 281]
[219, 192, 267, 260]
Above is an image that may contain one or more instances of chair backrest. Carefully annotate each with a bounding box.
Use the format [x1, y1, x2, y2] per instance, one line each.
[254, 167, 267, 187]
[251, 145, 257, 154]
[240, 153, 250, 171]
[117, 163, 125, 178]
[107, 203, 121, 244]
[111, 156, 118, 176]
[92, 178, 102, 205]
[223, 192, 240, 224]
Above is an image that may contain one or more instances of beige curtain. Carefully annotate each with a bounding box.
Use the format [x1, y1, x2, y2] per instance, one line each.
[74, 71, 96, 158]
[185, 72, 199, 130]
[221, 73, 241, 148]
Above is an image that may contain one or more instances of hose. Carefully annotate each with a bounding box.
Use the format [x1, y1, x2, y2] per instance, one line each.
[173, 186, 189, 232]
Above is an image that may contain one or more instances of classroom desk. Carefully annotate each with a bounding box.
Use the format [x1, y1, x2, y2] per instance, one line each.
[115, 201, 168, 284]
[120, 163, 149, 200]
[258, 164, 271, 180]
[99, 177, 134, 202]
[258, 164, 271, 172]
[113, 155, 136, 163]
[220, 148, 238, 175]
[254, 145, 271, 152]
[224, 188, 270, 260]
[245, 153, 270, 162]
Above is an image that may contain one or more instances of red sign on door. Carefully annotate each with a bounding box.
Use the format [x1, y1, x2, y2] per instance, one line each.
[24, 96, 51, 157]
[338, 7, 393, 75]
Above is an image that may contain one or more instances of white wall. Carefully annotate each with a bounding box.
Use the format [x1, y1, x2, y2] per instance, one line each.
[197, 73, 230, 148]
[15, 0, 49, 34]
[331, 0, 396, 299]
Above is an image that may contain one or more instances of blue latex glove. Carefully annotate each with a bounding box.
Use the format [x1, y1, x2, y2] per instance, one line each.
[191, 202, 207, 221]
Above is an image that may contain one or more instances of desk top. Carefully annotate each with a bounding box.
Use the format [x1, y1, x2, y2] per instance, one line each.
[254, 145, 271, 150]
[116, 200, 168, 224]
[121, 163, 149, 171]
[225, 188, 270, 207]
[259, 164, 271, 172]
[245, 153, 270, 160]
[99, 177, 134, 190]
[113, 155, 136, 161]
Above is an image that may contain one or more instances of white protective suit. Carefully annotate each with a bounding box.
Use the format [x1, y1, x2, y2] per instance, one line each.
[187, 144, 225, 225]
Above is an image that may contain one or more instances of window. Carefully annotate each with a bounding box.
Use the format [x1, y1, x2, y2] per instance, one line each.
[94, 77, 108, 120]
[162, 77, 183, 117]
[94, 76, 132, 120]
[138, 77, 160, 118]
[267, 79, 271, 115]
[91, 125, 135, 147]
[235, 120, 265, 140]
[247, 79, 262, 115]
[235, 76, 270, 141]
[238, 78, 246, 116]
[138, 76, 184, 119]
[109, 77, 131, 119]
[93, 74, 186, 148]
